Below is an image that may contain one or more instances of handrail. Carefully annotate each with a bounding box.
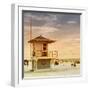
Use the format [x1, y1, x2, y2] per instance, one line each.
[32, 50, 58, 58]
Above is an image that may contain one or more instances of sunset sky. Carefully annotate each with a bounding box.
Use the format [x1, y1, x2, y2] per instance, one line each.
[23, 11, 80, 59]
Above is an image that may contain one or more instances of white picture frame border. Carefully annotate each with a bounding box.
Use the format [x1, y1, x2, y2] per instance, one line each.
[11, 4, 87, 87]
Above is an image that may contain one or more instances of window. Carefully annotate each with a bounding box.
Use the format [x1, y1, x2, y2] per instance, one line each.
[42, 52, 47, 56]
[43, 43, 47, 46]
[43, 43, 47, 50]
[43, 47, 46, 50]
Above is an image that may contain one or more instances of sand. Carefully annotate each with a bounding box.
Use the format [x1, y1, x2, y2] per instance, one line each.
[24, 63, 80, 79]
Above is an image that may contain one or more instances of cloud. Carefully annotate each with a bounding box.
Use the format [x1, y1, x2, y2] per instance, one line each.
[32, 26, 59, 35]
[23, 11, 80, 33]
[23, 11, 80, 41]
[24, 12, 58, 27]
[67, 20, 77, 24]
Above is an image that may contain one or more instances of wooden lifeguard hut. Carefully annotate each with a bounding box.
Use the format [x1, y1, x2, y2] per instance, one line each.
[28, 35, 58, 71]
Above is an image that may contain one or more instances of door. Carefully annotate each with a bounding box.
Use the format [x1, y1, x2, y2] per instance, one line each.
[37, 59, 51, 69]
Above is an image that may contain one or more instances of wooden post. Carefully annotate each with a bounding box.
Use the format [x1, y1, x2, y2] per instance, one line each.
[29, 18, 34, 71]
[30, 18, 32, 56]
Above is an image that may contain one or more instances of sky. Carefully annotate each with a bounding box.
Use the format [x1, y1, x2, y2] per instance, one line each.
[23, 11, 80, 59]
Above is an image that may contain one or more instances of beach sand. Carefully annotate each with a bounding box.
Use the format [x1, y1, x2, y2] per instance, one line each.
[24, 63, 80, 79]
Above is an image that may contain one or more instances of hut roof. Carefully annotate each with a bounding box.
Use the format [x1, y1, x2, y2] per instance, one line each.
[28, 35, 55, 43]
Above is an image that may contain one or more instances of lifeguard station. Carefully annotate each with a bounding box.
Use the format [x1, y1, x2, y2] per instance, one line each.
[28, 35, 58, 71]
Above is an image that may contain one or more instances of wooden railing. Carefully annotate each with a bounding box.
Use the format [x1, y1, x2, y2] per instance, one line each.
[32, 50, 58, 58]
